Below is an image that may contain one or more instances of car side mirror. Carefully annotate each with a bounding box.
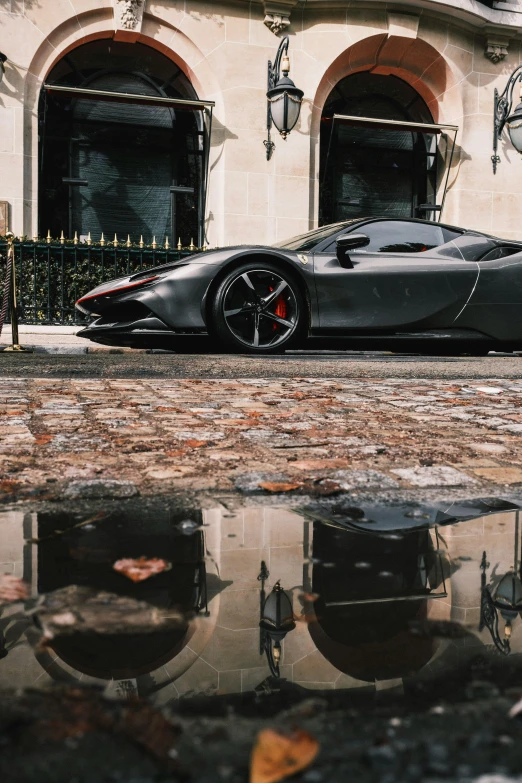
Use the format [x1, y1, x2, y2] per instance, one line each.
[336, 233, 370, 268]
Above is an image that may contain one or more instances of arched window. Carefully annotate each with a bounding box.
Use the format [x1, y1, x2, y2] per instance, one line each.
[320, 73, 438, 225]
[40, 40, 205, 245]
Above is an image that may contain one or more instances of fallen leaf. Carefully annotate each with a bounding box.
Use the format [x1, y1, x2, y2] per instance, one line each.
[509, 697, 522, 718]
[259, 481, 302, 493]
[35, 434, 53, 446]
[250, 728, 319, 783]
[113, 557, 172, 583]
[298, 592, 320, 603]
[0, 574, 30, 603]
[185, 439, 208, 448]
[301, 479, 341, 497]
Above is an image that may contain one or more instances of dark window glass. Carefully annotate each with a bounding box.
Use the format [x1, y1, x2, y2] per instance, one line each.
[479, 246, 521, 262]
[274, 220, 362, 251]
[331, 220, 445, 254]
[442, 227, 463, 243]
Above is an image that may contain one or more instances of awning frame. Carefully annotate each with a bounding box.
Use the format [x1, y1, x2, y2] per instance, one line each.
[43, 82, 215, 110]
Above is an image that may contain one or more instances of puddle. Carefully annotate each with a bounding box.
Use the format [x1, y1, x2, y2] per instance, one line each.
[2, 498, 522, 709]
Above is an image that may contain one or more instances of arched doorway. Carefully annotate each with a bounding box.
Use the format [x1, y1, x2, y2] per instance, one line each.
[319, 73, 438, 225]
[39, 40, 207, 245]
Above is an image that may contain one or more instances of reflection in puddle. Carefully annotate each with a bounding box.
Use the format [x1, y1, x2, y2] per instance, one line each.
[2, 500, 522, 706]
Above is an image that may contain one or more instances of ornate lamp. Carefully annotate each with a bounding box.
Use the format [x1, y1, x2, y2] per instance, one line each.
[259, 569, 296, 677]
[264, 36, 304, 160]
[492, 65, 522, 173]
[480, 548, 522, 654]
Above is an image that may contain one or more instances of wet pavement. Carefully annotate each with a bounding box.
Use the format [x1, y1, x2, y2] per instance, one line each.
[4, 377, 522, 504]
[5, 357, 522, 779]
[4, 498, 522, 780]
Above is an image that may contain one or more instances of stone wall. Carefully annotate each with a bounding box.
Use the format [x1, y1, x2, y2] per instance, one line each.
[0, 0, 521, 243]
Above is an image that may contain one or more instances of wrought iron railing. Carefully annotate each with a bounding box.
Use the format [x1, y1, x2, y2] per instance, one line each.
[0, 235, 202, 325]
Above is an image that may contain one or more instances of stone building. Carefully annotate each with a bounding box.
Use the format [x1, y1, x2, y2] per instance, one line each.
[1, 0, 522, 247]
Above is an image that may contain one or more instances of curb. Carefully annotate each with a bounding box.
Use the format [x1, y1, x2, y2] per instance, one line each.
[0, 345, 146, 355]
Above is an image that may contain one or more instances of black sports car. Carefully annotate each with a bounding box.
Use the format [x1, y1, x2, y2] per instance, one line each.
[76, 217, 522, 354]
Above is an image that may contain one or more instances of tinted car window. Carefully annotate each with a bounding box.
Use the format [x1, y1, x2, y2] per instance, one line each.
[274, 220, 363, 251]
[479, 246, 521, 262]
[322, 221, 447, 254]
[352, 221, 445, 253]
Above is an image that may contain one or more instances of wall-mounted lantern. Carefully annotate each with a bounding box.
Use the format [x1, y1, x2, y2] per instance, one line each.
[0, 53, 7, 86]
[492, 65, 522, 173]
[264, 36, 304, 161]
[258, 563, 296, 677]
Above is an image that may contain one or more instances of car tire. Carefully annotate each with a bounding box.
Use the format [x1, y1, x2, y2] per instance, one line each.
[209, 261, 307, 353]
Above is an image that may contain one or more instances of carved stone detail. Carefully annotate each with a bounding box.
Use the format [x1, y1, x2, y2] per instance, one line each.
[263, 1, 298, 35]
[485, 34, 510, 63]
[264, 13, 291, 35]
[114, 0, 144, 31]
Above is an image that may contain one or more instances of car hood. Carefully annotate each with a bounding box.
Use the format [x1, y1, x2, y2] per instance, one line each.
[129, 245, 292, 281]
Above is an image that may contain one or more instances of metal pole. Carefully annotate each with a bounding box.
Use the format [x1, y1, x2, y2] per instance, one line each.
[3, 232, 31, 352]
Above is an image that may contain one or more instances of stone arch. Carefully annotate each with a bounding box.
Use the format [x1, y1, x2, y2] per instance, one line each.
[21, 7, 224, 238]
[308, 34, 464, 226]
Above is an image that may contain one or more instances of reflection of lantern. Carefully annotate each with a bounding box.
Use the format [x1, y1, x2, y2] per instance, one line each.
[480, 514, 522, 654]
[259, 580, 296, 677]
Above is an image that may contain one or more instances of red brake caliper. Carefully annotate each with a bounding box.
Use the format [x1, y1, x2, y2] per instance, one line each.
[268, 286, 287, 330]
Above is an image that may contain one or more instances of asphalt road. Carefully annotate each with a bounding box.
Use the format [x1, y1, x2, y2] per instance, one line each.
[1, 350, 522, 378]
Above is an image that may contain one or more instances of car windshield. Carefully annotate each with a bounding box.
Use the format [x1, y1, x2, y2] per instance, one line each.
[273, 220, 363, 251]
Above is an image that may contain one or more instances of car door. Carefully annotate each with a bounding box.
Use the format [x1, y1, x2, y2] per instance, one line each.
[313, 220, 479, 331]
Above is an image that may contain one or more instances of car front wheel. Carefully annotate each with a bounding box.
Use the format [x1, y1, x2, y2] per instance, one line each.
[210, 262, 306, 353]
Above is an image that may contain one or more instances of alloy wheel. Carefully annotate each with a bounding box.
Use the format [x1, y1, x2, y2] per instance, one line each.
[222, 269, 299, 349]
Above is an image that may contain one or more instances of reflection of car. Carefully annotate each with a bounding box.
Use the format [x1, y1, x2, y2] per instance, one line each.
[76, 217, 522, 354]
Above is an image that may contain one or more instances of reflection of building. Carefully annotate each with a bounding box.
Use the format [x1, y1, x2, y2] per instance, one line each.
[2, 505, 522, 701]
[3, 1, 522, 244]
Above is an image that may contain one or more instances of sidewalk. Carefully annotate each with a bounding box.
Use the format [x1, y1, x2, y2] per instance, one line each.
[0, 325, 137, 353]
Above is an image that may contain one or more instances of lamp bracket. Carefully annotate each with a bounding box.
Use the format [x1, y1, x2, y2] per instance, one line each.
[493, 64, 522, 173]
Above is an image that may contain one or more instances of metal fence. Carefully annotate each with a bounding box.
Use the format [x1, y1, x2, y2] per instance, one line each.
[0, 236, 200, 325]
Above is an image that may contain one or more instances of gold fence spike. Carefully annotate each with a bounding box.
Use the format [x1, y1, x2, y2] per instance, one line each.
[46, 230, 51, 244]
[60, 230, 65, 245]
[189, 238, 195, 251]
[165, 236, 169, 249]
[177, 237, 182, 251]
[202, 243, 207, 251]
[139, 235, 144, 248]
[113, 233, 119, 247]
[100, 233, 105, 246]
[126, 235, 131, 248]
[87, 232, 92, 246]
[33, 234, 38, 243]
[73, 231, 78, 245]
[152, 236, 157, 249]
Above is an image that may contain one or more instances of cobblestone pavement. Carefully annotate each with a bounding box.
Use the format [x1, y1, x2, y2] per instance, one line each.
[3, 376, 522, 503]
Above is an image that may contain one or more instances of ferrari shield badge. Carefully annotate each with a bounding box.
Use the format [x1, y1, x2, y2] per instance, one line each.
[297, 254, 308, 265]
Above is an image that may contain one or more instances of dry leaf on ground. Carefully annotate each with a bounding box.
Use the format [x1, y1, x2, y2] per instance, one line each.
[0, 574, 30, 603]
[259, 482, 302, 493]
[250, 727, 319, 783]
[509, 697, 522, 718]
[113, 557, 171, 583]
